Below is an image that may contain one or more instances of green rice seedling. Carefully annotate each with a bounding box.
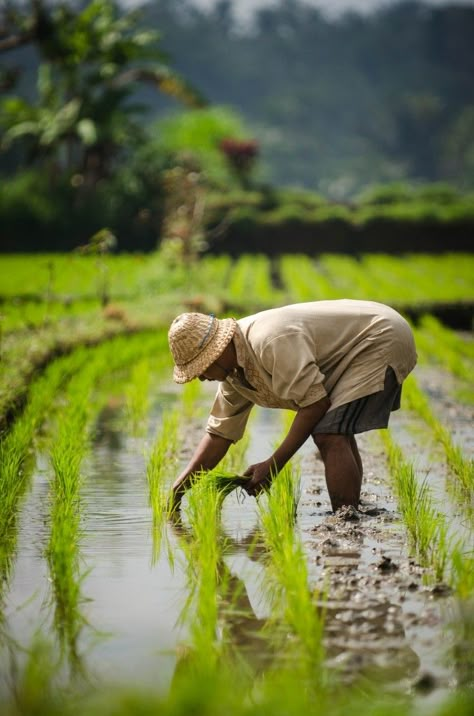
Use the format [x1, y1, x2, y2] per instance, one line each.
[450, 545, 474, 601]
[0, 298, 98, 333]
[258, 462, 325, 683]
[380, 430, 474, 591]
[403, 374, 474, 510]
[124, 358, 151, 435]
[1, 330, 174, 629]
[414, 315, 473, 386]
[319, 254, 372, 299]
[227, 255, 277, 309]
[381, 430, 449, 580]
[47, 366, 96, 673]
[0, 349, 91, 620]
[398, 253, 474, 304]
[359, 254, 474, 305]
[179, 473, 226, 676]
[146, 409, 180, 562]
[279, 255, 337, 302]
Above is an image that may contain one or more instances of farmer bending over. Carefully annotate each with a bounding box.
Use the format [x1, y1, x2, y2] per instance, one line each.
[168, 300, 417, 512]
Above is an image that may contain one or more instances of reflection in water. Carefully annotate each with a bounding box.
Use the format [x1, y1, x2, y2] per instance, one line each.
[448, 600, 474, 688]
[0, 449, 38, 629]
[94, 398, 126, 452]
[168, 517, 274, 682]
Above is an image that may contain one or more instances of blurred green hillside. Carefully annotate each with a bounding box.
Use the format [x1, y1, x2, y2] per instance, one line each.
[132, 0, 474, 196]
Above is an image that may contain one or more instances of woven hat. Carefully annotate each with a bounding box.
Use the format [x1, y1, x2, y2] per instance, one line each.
[168, 312, 237, 383]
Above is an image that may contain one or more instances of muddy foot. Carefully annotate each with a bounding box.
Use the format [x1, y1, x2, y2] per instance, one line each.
[335, 505, 361, 522]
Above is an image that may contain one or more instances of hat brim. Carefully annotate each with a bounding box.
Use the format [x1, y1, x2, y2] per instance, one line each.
[172, 317, 237, 383]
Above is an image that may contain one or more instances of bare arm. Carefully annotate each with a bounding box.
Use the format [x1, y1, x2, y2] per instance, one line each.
[171, 432, 232, 508]
[244, 396, 331, 493]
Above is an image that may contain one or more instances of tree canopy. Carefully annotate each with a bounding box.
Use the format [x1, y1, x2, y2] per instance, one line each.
[0, 0, 205, 184]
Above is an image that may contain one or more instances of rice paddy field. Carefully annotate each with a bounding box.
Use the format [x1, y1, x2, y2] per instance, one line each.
[0, 251, 473, 716]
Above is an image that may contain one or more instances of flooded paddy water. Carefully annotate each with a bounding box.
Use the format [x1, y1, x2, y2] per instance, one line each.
[1, 362, 472, 709]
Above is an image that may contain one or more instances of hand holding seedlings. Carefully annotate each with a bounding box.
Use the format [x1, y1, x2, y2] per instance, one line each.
[168, 302, 417, 513]
[243, 460, 274, 496]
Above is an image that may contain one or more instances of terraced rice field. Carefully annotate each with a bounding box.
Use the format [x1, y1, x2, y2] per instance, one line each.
[0, 252, 472, 715]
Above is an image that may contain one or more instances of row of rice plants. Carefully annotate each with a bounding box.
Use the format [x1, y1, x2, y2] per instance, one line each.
[44, 330, 175, 670]
[146, 408, 180, 562]
[2, 252, 472, 314]
[279, 255, 338, 301]
[402, 374, 474, 514]
[46, 361, 97, 673]
[318, 254, 371, 298]
[226, 255, 278, 309]
[124, 358, 153, 435]
[0, 331, 171, 621]
[0, 254, 167, 301]
[359, 254, 474, 305]
[182, 254, 233, 300]
[179, 476, 227, 676]
[0, 253, 234, 312]
[414, 315, 473, 388]
[258, 461, 326, 681]
[0, 298, 101, 334]
[0, 349, 91, 620]
[256, 410, 325, 676]
[319, 253, 474, 305]
[277, 253, 474, 306]
[380, 430, 473, 599]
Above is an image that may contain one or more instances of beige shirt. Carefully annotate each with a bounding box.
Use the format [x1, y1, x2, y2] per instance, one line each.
[206, 300, 417, 442]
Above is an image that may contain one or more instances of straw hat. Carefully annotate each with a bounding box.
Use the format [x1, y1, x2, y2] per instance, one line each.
[168, 312, 237, 383]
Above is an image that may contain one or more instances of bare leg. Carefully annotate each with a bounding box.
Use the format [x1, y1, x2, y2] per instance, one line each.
[350, 435, 363, 482]
[313, 433, 362, 511]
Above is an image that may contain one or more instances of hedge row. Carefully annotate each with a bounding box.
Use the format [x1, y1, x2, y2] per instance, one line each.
[206, 215, 474, 256]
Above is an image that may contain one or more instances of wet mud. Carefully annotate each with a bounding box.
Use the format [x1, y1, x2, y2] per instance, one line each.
[297, 435, 456, 693]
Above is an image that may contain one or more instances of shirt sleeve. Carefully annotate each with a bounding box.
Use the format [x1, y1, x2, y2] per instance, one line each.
[206, 382, 254, 443]
[259, 331, 327, 407]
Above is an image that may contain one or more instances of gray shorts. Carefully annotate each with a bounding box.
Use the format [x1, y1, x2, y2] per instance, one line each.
[312, 366, 402, 436]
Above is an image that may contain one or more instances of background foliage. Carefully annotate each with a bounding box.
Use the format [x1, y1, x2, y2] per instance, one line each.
[1, 0, 473, 251]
